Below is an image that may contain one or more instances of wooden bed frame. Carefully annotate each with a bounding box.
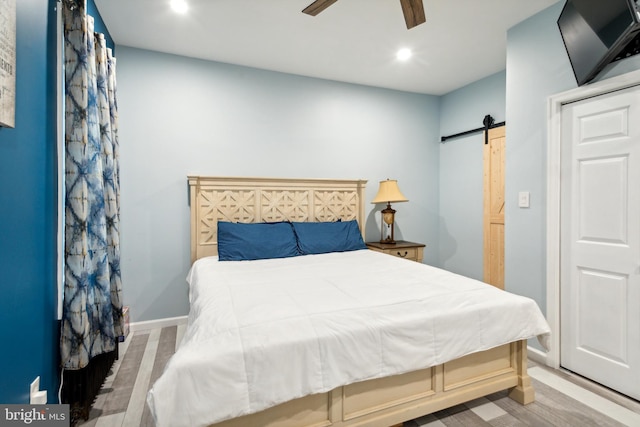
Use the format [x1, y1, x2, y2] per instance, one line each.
[188, 176, 534, 427]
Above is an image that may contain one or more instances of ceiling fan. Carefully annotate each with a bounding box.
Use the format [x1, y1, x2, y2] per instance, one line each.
[302, 0, 426, 30]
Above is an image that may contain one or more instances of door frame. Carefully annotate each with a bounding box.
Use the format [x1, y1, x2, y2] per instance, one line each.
[546, 68, 640, 369]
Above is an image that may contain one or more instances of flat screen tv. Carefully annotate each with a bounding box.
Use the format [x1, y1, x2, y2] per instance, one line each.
[558, 0, 640, 86]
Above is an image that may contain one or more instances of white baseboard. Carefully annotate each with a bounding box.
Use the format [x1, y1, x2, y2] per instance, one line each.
[527, 345, 548, 366]
[130, 315, 188, 332]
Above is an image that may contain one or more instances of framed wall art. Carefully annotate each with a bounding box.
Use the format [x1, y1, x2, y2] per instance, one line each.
[0, 0, 16, 128]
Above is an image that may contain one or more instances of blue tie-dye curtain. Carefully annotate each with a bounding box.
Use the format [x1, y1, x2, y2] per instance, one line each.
[61, 0, 123, 370]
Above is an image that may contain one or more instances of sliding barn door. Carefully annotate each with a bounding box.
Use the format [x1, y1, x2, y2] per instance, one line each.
[560, 85, 640, 400]
[483, 126, 505, 289]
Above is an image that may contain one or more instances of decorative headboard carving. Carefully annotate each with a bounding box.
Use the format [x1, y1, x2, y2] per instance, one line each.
[188, 176, 368, 262]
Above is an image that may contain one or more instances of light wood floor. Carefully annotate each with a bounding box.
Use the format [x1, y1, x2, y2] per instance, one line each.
[77, 326, 640, 427]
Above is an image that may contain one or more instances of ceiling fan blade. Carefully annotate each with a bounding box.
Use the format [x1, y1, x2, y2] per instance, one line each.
[399, 0, 426, 29]
[302, 0, 338, 16]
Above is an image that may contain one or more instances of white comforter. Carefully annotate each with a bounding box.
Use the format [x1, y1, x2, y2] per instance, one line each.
[147, 250, 550, 427]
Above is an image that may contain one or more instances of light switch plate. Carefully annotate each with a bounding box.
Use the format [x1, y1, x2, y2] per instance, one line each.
[518, 191, 530, 208]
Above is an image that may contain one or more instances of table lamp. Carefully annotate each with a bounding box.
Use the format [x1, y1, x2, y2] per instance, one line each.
[371, 179, 408, 244]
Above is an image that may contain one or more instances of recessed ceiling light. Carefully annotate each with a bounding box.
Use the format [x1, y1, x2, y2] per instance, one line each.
[170, 0, 188, 14]
[396, 48, 412, 61]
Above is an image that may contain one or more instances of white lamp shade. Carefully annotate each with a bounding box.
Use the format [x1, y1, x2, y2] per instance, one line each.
[371, 180, 408, 204]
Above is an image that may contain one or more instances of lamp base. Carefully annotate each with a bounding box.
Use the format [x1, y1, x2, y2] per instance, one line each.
[380, 203, 397, 244]
[379, 237, 397, 244]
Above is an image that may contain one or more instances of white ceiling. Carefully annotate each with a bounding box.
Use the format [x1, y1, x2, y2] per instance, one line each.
[95, 0, 560, 95]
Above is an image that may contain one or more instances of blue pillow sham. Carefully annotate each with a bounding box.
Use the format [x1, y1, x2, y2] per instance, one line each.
[292, 220, 367, 255]
[217, 221, 300, 261]
[217, 219, 367, 261]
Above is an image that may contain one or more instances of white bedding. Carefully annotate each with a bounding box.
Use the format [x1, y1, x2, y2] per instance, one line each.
[147, 250, 550, 427]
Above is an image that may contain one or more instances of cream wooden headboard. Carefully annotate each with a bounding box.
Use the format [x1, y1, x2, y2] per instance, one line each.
[188, 176, 368, 262]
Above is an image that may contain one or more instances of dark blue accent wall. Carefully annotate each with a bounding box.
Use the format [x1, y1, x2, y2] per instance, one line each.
[0, 0, 59, 403]
[0, 0, 112, 404]
[87, 0, 115, 51]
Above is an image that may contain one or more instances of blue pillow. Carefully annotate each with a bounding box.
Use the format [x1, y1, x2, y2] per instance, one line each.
[217, 221, 300, 261]
[291, 220, 367, 255]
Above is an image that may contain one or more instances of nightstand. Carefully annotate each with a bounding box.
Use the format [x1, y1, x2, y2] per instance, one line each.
[366, 241, 425, 263]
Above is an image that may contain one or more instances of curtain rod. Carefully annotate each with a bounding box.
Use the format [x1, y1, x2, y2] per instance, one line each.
[440, 114, 505, 144]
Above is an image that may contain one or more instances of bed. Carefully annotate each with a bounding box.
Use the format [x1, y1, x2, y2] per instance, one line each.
[147, 176, 550, 427]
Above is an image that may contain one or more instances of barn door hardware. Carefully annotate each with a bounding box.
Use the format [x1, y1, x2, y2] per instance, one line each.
[440, 114, 506, 144]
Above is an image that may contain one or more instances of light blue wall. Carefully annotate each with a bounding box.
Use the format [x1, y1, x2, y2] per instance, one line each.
[505, 1, 640, 350]
[505, 2, 574, 315]
[441, 2, 640, 304]
[0, 0, 59, 404]
[116, 47, 441, 321]
[438, 71, 506, 280]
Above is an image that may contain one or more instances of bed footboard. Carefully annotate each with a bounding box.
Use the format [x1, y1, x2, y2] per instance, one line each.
[507, 340, 535, 405]
[209, 340, 532, 427]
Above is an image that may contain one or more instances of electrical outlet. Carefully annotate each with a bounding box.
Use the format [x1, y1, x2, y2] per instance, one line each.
[29, 376, 47, 404]
[30, 377, 40, 398]
[31, 391, 47, 404]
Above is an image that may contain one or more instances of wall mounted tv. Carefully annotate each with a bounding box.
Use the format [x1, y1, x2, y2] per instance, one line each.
[558, 0, 640, 86]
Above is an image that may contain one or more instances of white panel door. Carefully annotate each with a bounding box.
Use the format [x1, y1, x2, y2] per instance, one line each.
[560, 85, 640, 400]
